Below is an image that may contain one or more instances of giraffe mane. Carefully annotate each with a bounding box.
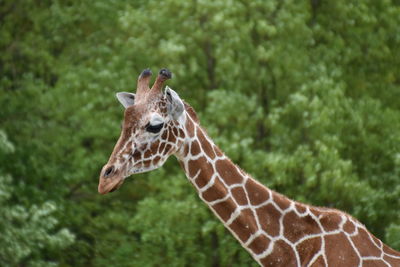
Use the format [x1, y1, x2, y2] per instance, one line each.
[183, 101, 200, 123]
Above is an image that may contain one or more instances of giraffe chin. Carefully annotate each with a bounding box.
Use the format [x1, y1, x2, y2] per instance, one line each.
[98, 178, 124, 195]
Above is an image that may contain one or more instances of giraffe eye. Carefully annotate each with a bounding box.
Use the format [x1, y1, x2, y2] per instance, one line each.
[146, 122, 164, 133]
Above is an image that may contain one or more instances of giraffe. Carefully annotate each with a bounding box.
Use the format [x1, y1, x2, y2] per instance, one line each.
[98, 68, 400, 266]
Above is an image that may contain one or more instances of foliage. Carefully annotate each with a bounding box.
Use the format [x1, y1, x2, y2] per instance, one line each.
[1, 0, 399, 266]
[0, 131, 74, 266]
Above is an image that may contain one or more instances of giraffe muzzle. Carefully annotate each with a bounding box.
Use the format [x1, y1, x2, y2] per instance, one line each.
[98, 177, 124, 194]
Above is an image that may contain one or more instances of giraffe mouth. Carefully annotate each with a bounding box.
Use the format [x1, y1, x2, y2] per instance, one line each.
[98, 177, 124, 194]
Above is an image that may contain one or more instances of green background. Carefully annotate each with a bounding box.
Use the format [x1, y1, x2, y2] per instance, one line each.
[1, 0, 399, 266]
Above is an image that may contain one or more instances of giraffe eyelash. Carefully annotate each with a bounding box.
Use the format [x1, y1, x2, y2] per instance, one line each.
[145, 122, 164, 133]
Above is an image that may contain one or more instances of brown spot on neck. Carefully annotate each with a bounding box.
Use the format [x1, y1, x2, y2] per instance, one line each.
[212, 197, 237, 222]
[190, 139, 201, 155]
[245, 179, 270, 205]
[248, 235, 271, 255]
[343, 219, 356, 234]
[283, 211, 321, 243]
[196, 127, 216, 159]
[231, 187, 248, 206]
[256, 203, 281, 237]
[351, 228, 382, 257]
[260, 240, 297, 266]
[229, 208, 258, 242]
[187, 156, 214, 188]
[201, 177, 228, 202]
[296, 237, 322, 266]
[183, 102, 198, 138]
[273, 192, 292, 211]
[318, 211, 343, 232]
[215, 159, 243, 185]
[324, 233, 360, 266]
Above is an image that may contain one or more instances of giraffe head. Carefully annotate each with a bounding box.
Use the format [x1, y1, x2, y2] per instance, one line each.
[98, 69, 186, 194]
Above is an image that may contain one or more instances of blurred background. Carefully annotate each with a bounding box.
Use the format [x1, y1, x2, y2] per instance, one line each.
[1, 0, 400, 266]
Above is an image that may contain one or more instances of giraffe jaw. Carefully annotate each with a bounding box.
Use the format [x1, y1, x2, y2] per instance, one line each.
[98, 166, 159, 194]
[127, 165, 161, 176]
[100, 159, 174, 194]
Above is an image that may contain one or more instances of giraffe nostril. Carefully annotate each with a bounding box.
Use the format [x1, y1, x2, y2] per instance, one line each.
[104, 166, 114, 177]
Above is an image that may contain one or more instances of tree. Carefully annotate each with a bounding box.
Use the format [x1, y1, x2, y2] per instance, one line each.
[0, 130, 74, 266]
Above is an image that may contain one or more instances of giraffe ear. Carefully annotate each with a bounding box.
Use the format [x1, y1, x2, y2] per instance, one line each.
[116, 92, 135, 108]
[165, 86, 184, 120]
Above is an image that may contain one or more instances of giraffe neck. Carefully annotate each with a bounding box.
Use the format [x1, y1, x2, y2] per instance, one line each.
[175, 109, 400, 266]
[175, 111, 297, 265]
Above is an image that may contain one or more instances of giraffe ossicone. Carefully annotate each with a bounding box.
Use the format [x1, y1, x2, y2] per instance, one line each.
[99, 69, 400, 266]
